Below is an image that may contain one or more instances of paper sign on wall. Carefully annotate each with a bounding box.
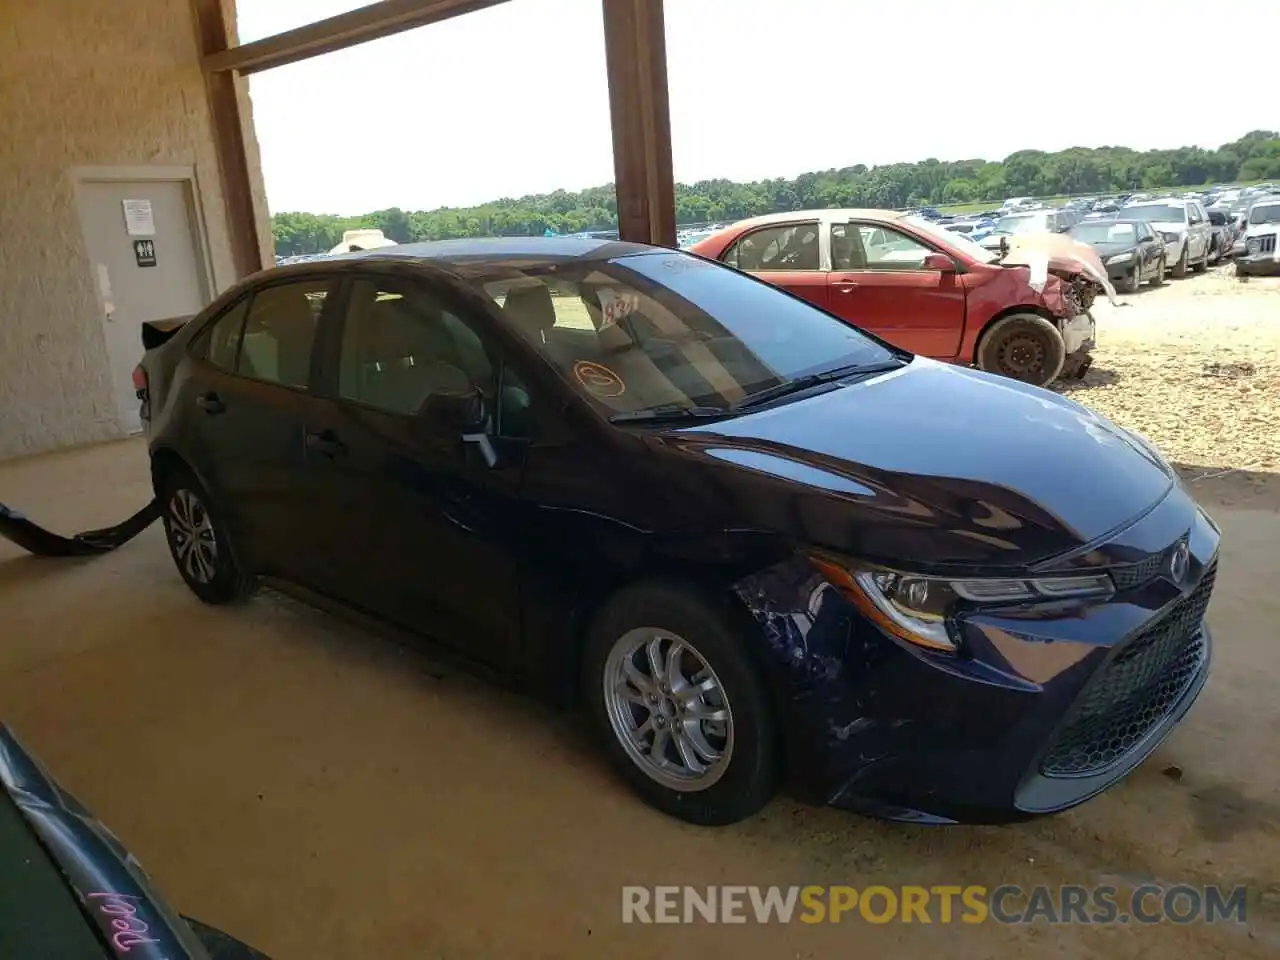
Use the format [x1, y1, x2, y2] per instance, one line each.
[122, 199, 155, 237]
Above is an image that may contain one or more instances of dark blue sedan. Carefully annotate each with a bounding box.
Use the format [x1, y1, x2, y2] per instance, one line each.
[133, 237, 1219, 825]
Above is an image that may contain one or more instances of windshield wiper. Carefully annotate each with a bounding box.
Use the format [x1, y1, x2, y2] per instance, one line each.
[731, 359, 905, 411]
[609, 404, 729, 423]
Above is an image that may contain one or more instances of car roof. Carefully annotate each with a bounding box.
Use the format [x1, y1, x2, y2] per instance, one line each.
[1125, 198, 1187, 206]
[725, 208, 909, 229]
[327, 236, 655, 263]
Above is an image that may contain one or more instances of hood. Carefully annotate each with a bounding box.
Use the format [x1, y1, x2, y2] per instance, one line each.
[664, 360, 1173, 572]
[1000, 233, 1118, 304]
[1080, 238, 1139, 258]
[0, 726, 268, 959]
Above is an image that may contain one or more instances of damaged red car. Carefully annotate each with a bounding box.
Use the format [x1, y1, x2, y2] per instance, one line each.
[691, 210, 1111, 386]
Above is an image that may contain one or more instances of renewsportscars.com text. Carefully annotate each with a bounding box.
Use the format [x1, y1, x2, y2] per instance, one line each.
[621, 884, 1248, 925]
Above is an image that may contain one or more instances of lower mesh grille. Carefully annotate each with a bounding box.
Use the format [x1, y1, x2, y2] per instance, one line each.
[1040, 560, 1216, 778]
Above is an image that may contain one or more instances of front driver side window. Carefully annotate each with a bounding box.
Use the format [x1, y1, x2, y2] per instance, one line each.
[854, 224, 931, 270]
[722, 223, 820, 271]
[338, 278, 495, 417]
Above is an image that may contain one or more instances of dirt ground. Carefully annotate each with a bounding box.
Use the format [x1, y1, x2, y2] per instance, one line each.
[2, 273, 1279, 958]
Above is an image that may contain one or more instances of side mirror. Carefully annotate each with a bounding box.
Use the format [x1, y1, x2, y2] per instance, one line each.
[922, 252, 956, 272]
[416, 362, 486, 433]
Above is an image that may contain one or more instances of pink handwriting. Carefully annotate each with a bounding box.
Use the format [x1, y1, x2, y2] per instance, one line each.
[86, 893, 162, 953]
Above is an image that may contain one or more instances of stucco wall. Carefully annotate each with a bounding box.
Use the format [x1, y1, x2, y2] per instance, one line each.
[0, 0, 269, 460]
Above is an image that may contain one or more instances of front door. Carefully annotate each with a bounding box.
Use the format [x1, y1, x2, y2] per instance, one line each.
[827, 222, 966, 358]
[304, 274, 523, 666]
[76, 178, 209, 434]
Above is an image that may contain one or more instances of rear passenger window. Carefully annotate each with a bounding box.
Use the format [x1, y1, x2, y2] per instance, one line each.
[204, 298, 249, 371]
[238, 280, 330, 389]
[722, 223, 820, 271]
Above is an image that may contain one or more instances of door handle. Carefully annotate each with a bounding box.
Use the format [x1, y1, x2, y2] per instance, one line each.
[305, 428, 348, 458]
[835, 282, 859, 293]
[195, 392, 226, 415]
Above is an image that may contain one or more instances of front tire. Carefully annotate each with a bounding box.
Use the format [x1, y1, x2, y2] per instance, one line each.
[1192, 240, 1209, 273]
[582, 581, 780, 825]
[1171, 244, 1189, 278]
[976, 313, 1066, 387]
[1150, 256, 1166, 286]
[160, 469, 256, 604]
[1119, 263, 1142, 294]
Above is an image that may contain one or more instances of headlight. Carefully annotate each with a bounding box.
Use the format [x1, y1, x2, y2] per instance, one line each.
[1106, 252, 1134, 264]
[809, 557, 1114, 653]
[1162, 232, 1181, 244]
[1247, 238, 1261, 255]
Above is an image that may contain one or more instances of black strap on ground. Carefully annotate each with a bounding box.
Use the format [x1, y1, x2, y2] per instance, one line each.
[0, 500, 160, 557]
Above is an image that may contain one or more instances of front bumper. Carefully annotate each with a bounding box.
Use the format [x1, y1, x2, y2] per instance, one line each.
[1236, 254, 1280, 276]
[735, 482, 1219, 823]
[1061, 312, 1095, 356]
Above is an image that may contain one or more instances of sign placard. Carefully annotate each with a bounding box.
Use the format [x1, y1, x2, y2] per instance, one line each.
[133, 239, 157, 268]
[122, 199, 155, 236]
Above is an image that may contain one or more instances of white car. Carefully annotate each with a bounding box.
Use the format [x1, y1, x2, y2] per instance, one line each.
[1235, 198, 1280, 278]
[1120, 199, 1213, 277]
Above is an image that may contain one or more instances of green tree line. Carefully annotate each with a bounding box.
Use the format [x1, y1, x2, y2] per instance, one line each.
[272, 130, 1280, 256]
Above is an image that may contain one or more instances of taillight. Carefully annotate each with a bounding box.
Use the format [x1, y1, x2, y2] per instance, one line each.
[133, 365, 151, 423]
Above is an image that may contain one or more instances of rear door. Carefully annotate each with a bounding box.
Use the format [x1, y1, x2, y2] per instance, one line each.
[719, 221, 829, 310]
[181, 275, 336, 577]
[826, 221, 966, 358]
[301, 273, 524, 666]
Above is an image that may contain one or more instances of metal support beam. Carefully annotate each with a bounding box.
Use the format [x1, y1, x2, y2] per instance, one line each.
[204, 0, 509, 75]
[191, 0, 266, 277]
[601, 0, 676, 247]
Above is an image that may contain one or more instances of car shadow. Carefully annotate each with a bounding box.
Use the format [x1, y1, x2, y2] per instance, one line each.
[1052, 365, 1120, 393]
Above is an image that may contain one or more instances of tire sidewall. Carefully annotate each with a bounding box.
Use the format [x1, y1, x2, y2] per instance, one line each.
[977, 313, 1066, 388]
[581, 581, 780, 826]
[160, 470, 252, 604]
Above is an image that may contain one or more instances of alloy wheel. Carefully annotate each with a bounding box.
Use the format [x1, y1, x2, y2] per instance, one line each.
[602, 628, 734, 791]
[168, 488, 219, 584]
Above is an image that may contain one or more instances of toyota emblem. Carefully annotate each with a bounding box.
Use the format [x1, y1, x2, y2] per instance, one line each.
[1169, 541, 1191, 583]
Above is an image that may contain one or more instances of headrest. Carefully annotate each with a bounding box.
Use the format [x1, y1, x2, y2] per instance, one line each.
[501, 282, 557, 336]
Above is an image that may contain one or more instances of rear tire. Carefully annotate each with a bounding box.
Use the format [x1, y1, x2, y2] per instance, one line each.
[1171, 245, 1189, 278]
[582, 581, 781, 825]
[1192, 240, 1209, 273]
[160, 468, 256, 604]
[976, 313, 1066, 388]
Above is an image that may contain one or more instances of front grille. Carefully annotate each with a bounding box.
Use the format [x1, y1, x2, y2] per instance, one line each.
[1109, 552, 1166, 591]
[1257, 234, 1276, 255]
[1040, 560, 1216, 778]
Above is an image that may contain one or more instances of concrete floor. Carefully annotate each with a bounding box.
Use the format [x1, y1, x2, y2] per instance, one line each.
[2, 439, 1278, 959]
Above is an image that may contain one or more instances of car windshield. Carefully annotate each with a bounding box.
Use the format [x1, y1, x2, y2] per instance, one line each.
[1249, 203, 1280, 225]
[903, 215, 999, 263]
[474, 252, 898, 416]
[1124, 204, 1185, 222]
[992, 213, 1049, 235]
[1070, 222, 1137, 244]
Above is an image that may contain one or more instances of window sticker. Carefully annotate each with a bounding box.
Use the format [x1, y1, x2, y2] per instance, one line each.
[573, 360, 625, 398]
[597, 288, 640, 330]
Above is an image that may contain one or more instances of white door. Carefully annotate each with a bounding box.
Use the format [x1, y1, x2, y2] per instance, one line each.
[77, 179, 209, 434]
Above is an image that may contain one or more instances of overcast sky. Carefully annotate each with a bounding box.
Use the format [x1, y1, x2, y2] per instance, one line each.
[238, 0, 1275, 215]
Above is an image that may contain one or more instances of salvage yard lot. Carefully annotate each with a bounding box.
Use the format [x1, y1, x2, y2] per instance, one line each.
[1, 269, 1278, 958]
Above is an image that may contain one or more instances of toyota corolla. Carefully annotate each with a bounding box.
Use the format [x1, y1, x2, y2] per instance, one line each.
[134, 238, 1219, 826]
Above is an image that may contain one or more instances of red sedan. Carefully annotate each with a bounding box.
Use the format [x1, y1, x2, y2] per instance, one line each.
[691, 210, 1100, 385]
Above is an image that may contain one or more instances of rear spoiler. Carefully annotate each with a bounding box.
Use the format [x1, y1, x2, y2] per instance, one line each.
[141, 315, 193, 351]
